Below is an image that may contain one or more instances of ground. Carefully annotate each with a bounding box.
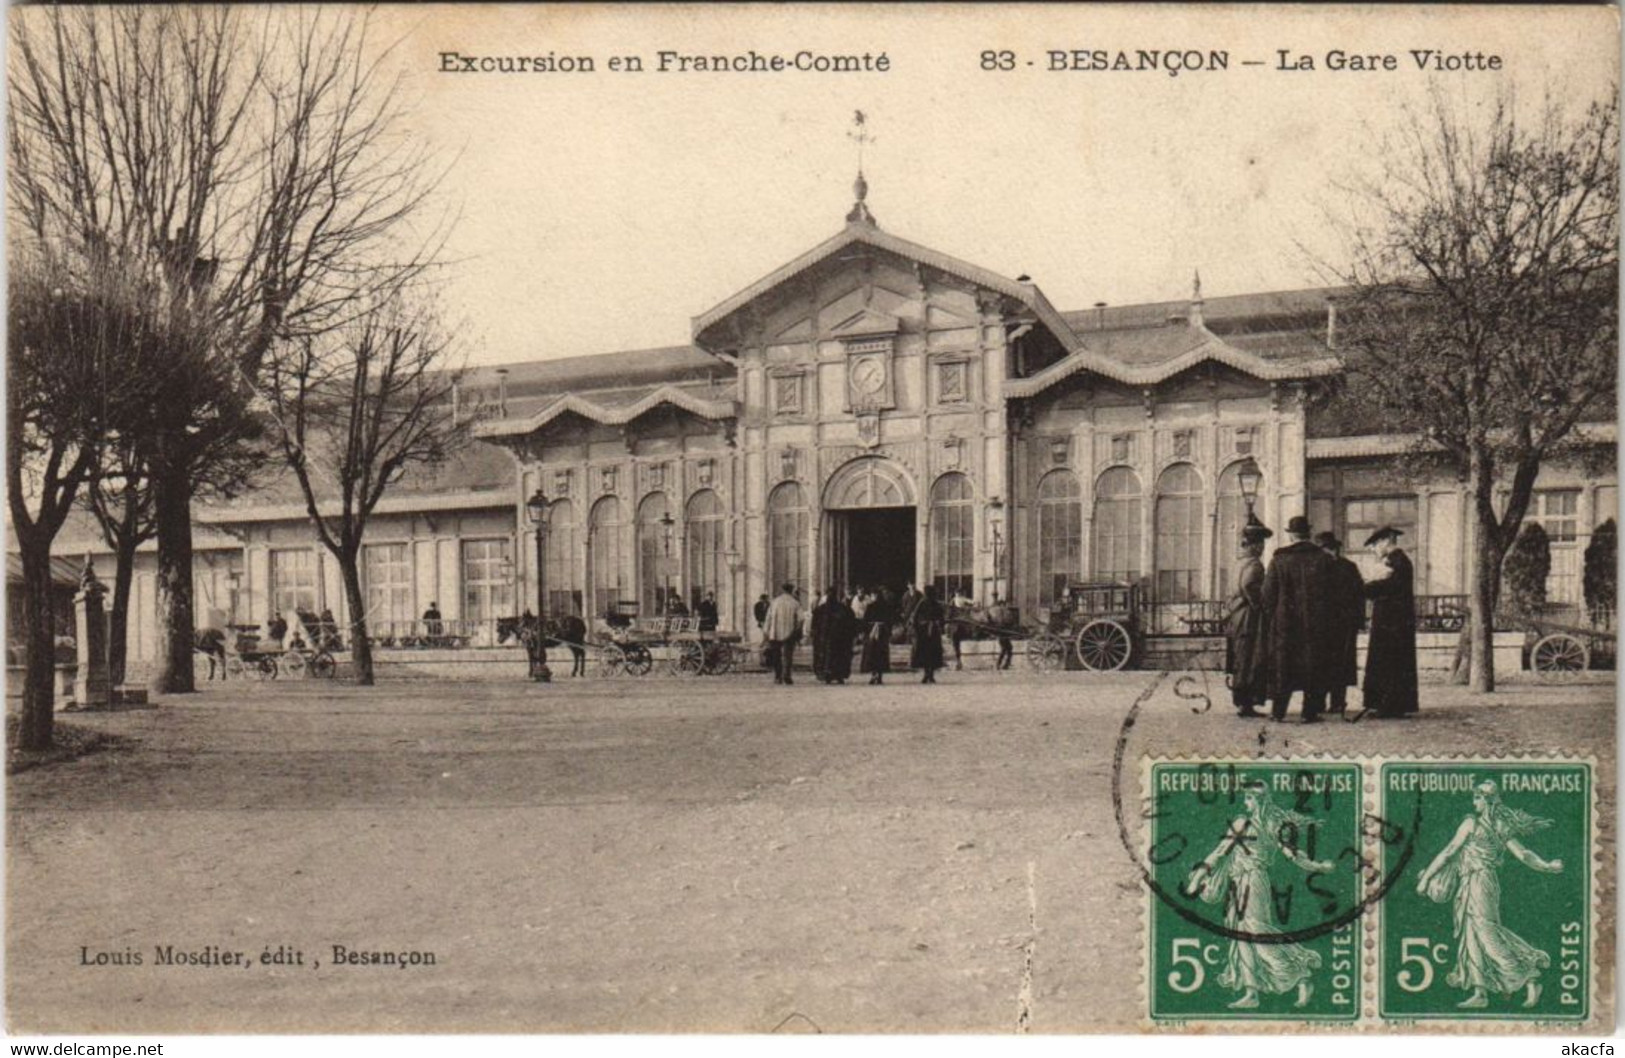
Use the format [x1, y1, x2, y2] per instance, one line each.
[6, 670, 1615, 1034]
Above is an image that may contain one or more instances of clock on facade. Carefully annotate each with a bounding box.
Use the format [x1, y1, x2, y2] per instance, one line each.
[851, 356, 885, 396]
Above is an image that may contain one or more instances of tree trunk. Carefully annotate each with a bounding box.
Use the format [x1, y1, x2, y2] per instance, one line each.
[340, 552, 375, 686]
[107, 536, 137, 687]
[152, 464, 196, 694]
[1467, 504, 1504, 694]
[17, 538, 58, 751]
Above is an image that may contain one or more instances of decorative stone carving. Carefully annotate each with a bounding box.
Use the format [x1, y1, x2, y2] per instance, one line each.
[696, 458, 714, 487]
[942, 434, 964, 470]
[856, 411, 880, 448]
[1050, 437, 1069, 466]
[780, 446, 799, 481]
[600, 466, 618, 495]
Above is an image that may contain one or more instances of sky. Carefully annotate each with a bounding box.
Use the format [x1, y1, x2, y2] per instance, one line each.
[362, 4, 1619, 368]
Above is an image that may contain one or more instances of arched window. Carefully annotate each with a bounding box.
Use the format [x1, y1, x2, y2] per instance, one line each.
[588, 496, 627, 618]
[1036, 469, 1082, 608]
[637, 492, 673, 616]
[1155, 463, 1204, 603]
[930, 473, 974, 600]
[768, 482, 809, 599]
[543, 499, 581, 616]
[1092, 468, 1143, 584]
[1214, 461, 1262, 599]
[686, 489, 724, 613]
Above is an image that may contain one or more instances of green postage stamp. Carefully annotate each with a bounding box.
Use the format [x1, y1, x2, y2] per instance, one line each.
[1378, 760, 1595, 1024]
[1143, 757, 1596, 1026]
[1145, 760, 1365, 1023]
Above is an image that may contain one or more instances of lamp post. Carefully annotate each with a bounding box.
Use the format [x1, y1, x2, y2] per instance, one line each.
[658, 510, 676, 616]
[1237, 459, 1263, 521]
[987, 496, 1006, 601]
[524, 487, 550, 681]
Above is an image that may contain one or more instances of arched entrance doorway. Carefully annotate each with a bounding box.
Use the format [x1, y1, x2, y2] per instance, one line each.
[822, 457, 917, 594]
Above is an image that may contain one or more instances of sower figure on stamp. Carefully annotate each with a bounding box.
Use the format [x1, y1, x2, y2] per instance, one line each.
[1183, 782, 1335, 1009]
[1416, 780, 1562, 1009]
[1314, 532, 1366, 715]
[1362, 526, 1418, 717]
[1261, 515, 1337, 722]
[1224, 518, 1272, 717]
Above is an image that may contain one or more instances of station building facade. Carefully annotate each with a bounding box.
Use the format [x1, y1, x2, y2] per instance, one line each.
[34, 195, 1617, 666]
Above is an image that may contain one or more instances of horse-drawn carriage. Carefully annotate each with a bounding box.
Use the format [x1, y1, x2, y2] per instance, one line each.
[502, 604, 748, 678]
[198, 623, 336, 681]
[1525, 605, 1615, 681]
[1025, 582, 1145, 672]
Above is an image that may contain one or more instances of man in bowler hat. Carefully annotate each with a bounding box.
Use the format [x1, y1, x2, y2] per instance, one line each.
[1261, 515, 1336, 722]
[1314, 531, 1366, 714]
[1361, 526, 1419, 717]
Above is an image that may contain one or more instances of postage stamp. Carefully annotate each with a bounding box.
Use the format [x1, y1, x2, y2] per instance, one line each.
[1377, 760, 1595, 1024]
[1144, 759, 1366, 1023]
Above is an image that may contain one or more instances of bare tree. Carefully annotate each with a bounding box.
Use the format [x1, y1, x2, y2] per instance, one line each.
[264, 300, 466, 685]
[7, 251, 157, 749]
[1323, 89, 1618, 692]
[8, 7, 449, 694]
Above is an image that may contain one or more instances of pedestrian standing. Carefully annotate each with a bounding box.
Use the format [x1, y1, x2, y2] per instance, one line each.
[696, 591, 719, 632]
[763, 583, 803, 686]
[1224, 520, 1272, 717]
[810, 588, 834, 683]
[912, 584, 947, 684]
[1362, 527, 1419, 718]
[826, 591, 857, 684]
[862, 588, 895, 685]
[1261, 515, 1336, 723]
[1315, 532, 1365, 715]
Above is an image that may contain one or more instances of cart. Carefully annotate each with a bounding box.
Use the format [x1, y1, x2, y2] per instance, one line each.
[1025, 582, 1145, 672]
[1526, 606, 1615, 681]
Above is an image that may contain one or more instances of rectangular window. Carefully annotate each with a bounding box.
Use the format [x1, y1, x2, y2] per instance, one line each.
[1344, 496, 1418, 557]
[772, 373, 804, 415]
[270, 549, 318, 618]
[461, 538, 514, 630]
[1533, 489, 1582, 605]
[364, 543, 414, 633]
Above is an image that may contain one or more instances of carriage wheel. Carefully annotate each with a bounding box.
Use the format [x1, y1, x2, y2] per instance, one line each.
[310, 652, 337, 679]
[599, 643, 627, 678]
[709, 643, 737, 675]
[1532, 633, 1589, 681]
[622, 643, 654, 677]
[281, 651, 308, 679]
[1025, 632, 1067, 672]
[225, 656, 246, 680]
[672, 640, 706, 677]
[252, 656, 277, 680]
[1075, 618, 1133, 672]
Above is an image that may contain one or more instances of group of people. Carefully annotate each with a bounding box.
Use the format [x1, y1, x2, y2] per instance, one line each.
[755, 582, 977, 686]
[1224, 514, 1419, 722]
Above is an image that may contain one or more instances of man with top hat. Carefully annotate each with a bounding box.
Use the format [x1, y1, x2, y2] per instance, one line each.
[1261, 514, 1336, 722]
[1224, 516, 1273, 717]
[1361, 526, 1419, 717]
[1315, 531, 1366, 715]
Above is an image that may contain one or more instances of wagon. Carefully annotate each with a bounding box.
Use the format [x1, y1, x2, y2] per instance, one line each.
[1025, 581, 1145, 672]
[1526, 606, 1615, 682]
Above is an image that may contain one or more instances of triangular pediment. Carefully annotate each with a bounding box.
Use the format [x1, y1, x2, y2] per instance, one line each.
[829, 308, 902, 339]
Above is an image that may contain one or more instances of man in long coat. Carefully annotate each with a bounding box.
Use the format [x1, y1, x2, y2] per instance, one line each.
[1224, 520, 1272, 717]
[810, 589, 834, 682]
[861, 588, 895, 684]
[1261, 515, 1336, 722]
[763, 583, 803, 686]
[911, 584, 947, 683]
[1362, 526, 1419, 717]
[825, 592, 857, 684]
[1315, 532, 1366, 714]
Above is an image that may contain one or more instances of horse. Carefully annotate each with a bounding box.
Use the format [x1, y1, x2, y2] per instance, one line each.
[498, 614, 589, 677]
[194, 627, 228, 681]
[545, 614, 589, 677]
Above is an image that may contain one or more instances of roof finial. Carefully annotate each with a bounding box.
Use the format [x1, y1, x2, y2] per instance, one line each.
[1192, 268, 1202, 302]
[1189, 268, 1205, 328]
[845, 110, 878, 226]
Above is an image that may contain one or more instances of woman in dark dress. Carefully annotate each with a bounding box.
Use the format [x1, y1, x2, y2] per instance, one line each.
[911, 585, 947, 684]
[1224, 522, 1272, 717]
[1362, 527, 1419, 717]
[810, 590, 833, 683]
[861, 589, 895, 685]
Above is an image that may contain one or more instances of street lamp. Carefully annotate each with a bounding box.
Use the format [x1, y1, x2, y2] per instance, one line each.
[1237, 459, 1262, 520]
[987, 496, 1006, 601]
[658, 510, 676, 616]
[524, 487, 550, 680]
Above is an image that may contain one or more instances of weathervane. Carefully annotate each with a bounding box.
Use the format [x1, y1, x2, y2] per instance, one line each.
[846, 110, 878, 226]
